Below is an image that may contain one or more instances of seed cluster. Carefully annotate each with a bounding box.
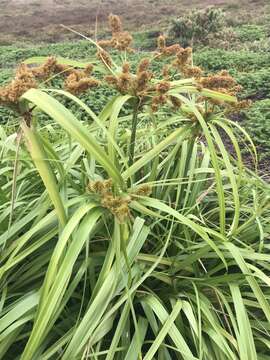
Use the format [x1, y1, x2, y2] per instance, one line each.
[87, 179, 131, 223]
[104, 58, 152, 96]
[87, 179, 152, 221]
[98, 14, 133, 52]
[0, 64, 37, 107]
[151, 81, 171, 112]
[0, 57, 98, 109]
[199, 70, 240, 95]
[64, 65, 99, 95]
[97, 27, 247, 114]
[131, 184, 152, 196]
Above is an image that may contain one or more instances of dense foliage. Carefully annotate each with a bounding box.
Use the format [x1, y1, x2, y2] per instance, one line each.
[0, 11, 270, 360]
[168, 7, 225, 46]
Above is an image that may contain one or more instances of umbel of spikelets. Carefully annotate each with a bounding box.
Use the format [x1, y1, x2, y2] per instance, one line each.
[0, 57, 100, 111]
[98, 14, 134, 52]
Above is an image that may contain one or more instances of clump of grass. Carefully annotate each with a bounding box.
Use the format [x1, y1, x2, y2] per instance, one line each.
[0, 13, 270, 360]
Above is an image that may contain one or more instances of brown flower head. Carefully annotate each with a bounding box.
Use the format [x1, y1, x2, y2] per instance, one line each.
[97, 39, 113, 48]
[137, 58, 150, 74]
[151, 94, 167, 112]
[109, 13, 123, 34]
[173, 47, 192, 70]
[163, 44, 182, 56]
[132, 184, 152, 196]
[88, 178, 130, 222]
[170, 95, 182, 109]
[97, 50, 113, 68]
[157, 35, 166, 50]
[0, 64, 37, 107]
[118, 72, 133, 93]
[183, 66, 203, 79]
[87, 178, 113, 195]
[65, 76, 99, 95]
[199, 70, 237, 91]
[156, 81, 170, 94]
[105, 75, 118, 87]
[114, 31, 133, 51]
[135, 71, 152, 93]
[122, 62, 131, 74]
[64, 68, 99, 95]
[98, 14, 133, 52]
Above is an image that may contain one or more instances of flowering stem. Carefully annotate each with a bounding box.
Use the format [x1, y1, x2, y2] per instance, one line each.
[128, 98, 140, 167]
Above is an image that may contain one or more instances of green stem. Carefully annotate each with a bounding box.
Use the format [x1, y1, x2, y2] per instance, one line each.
[128, 99, 140, 167]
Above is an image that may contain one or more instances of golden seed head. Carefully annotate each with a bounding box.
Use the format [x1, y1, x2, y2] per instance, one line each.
[64, 72, 99, 95]
[105, 75, 118, 87]
[137, 58, 150, 74]
[114, 31, 133, 51]
[0, 64, 37, 106]
[84, 64, 94, 75]
[183, 66, 203, 79]
[156, 81, 170, 94]
[118, 73, 132, 93]
[157, 35, 166, 49]
[97, 39, 113, 48]
[173, 47, 192, 70]
[108, 13, 123, 34]
[132, 184, 152, 196]
[122, 62, 131, 74]
[97, 50, 113, 68]
[170, 95, 182, 109]
[135, 70, 152, 93]
[199, 70, 237, 91]
[163, 44, 182, 56]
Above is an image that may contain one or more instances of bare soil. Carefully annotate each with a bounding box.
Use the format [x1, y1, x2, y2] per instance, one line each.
[0, 0, 268, 44]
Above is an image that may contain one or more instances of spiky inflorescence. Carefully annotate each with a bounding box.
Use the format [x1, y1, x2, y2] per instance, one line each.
[87, 179, 131, 222]
[173, 47, 193, 71]
[151, 81, 171, 112]
[131, 184, 152, 197]
[0, 64, 37, 107]
[98, 14, 133, 52]
[170, 95, 182, 109]
[108, 13, 123, 34]
[183, 66, 203, 79]
[31, 56, 58, 79]
[137, 58, 150, 74]
[226, 99, 252, 114]
[97, 50, 113, 68]
[157, 35, 166, 51]
[64, 66, 99, 95]
[0, 57, 98, 110]
[122, 62, 131, 74]
[87, 179, 113, 195]
[65, 75, 99, 95]
[156, 81, 171, 94]
[199, 70, 237, 92]
[157, 35, 182, 56]
[104, 57, 153, 96]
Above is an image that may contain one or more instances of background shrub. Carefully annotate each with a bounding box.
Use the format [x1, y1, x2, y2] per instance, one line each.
[168, 7, 225, 46]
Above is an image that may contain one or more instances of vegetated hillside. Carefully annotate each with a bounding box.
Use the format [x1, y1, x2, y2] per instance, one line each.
[0, 0, 269, 43]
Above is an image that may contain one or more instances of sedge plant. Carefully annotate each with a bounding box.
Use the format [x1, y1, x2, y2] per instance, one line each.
[0, 14, 270, 360]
